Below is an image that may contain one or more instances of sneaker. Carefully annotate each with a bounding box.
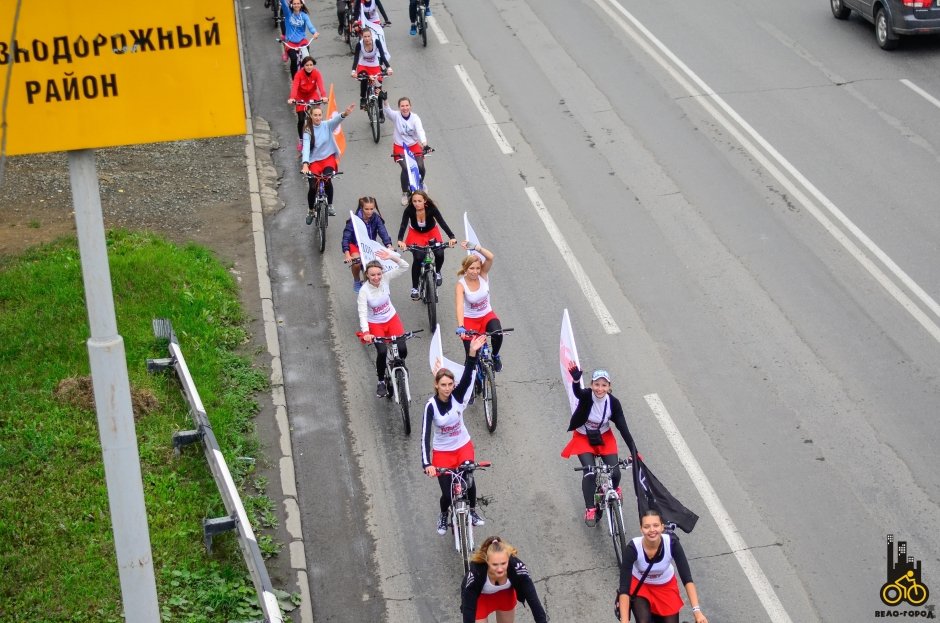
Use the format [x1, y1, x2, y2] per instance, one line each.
[379, 111, 385, 124]
[359, 98, 366, 110]
[337, 24, 344, 35]
[409, 23, 417, 35]
[328, 204, 336, 216]
[296, 139, 303, 152]
[492, 354, 502, 373]
[376, 381, 387, 398]
[401, 192, 409, 206]
[410, 288, 420, 300]
[469, 509, 485, 526]
[305, 209, 315, 225]
[436, 512, 448, 535]
[584, 507, 597, 525]
[353, 280, 362, 293]
[425, 7, 432, 16]
[434, 272, 442, 286]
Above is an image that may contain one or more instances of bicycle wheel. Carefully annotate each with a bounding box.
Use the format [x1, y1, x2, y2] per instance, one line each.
[908, 583, 929, 606]
[424, 269, 437, 331]
[458, 512, 473, 574]
[609, 499, 628, 567]
[420, 13, 428, 47]
[482, 363, 497, 432]
[395, 368, 410, 435]
[315, 200, 327, 253]
[369, 98, 381, 143]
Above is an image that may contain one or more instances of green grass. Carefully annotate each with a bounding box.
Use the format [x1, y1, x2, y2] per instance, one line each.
[0, 231, 272, 622]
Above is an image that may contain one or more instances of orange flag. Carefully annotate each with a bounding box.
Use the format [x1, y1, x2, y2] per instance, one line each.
[327, 84, 347, 160]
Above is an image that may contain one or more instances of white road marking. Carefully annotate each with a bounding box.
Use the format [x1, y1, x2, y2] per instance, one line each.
[524, 187, 620, 334]
[427, 16, 448, 44]
[594, 0, 940, 344]
[454, 64, 514, 154]
[901, 79, 940, 111]
[644, 394, 794, 623]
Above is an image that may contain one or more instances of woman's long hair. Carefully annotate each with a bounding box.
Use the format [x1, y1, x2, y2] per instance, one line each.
[469, 536, 518, 565]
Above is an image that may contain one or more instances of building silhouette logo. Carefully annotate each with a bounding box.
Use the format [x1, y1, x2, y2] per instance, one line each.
[881, 534, 930, 607]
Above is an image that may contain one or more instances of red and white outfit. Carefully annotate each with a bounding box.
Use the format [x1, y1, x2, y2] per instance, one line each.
[357, 254, 408, 337]
[475, 575, 516, 619]
[623, 534, 687, 616]
[352, 37, 389, 78]
[561, 394, 617, 457]
[458, 275, 499, 336]
[421, 357, 477, 469]
[384, 105, 426, 157]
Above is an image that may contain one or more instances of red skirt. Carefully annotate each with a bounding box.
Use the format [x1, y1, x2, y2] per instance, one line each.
[431, 440, 474, 470]
[356, 64, 384, 78]
[309, 154, 338, 175]
[561, 430, 617, 458]
[629, 575, 684, 616]
[463, 311, 498, 335]
[393, 142, 424, 157]
[404, 227, 443, 246]
[475, 587, 517, 619]
[368, 314, 404, 338]
[348, 242, 360, 256]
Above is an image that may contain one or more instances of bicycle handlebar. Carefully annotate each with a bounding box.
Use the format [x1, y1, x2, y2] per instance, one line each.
[464, 328, 514, 338]
[357, 329, 423, 344]
[405, 240, 451, 252]
[434, 460, 491, 476]
[302, 170, 343, 180]
[357, 69, 389, 80]
[572, 457, 633, 472]
[291, 98, 326, 106]
[392, 146, 435, 162]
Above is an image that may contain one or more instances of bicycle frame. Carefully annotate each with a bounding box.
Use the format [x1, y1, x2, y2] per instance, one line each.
[385, 343, 411, 405]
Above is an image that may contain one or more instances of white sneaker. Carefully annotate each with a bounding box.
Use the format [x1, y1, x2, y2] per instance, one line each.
[401, 192, 409, 206]
[469, 509, 485, 526]
[436, 512, 448, 535]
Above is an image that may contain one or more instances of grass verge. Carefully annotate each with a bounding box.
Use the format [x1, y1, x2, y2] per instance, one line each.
[0, 231, 273, 622]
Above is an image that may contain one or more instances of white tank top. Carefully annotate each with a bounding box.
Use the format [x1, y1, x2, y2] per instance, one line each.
[459, 275, 492, 319]
[631, 534, 675, 586]
[363, 284, 395, 325]
[426, 393, 472, 452]
[358, 41, 382, 68]
[482, 575, 513, 595]
[576, 395, 611, 435]
[362, 0, 382, 22]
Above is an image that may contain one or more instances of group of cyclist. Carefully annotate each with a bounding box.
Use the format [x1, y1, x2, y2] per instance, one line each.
[274, 2, 709, 621]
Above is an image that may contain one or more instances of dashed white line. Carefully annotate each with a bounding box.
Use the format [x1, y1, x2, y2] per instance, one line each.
[524, 187, 621, 334]
[901, 79, 940, 111]
[644, 394, 794, 623]
[454, 64, 514, 154]
[427, 16, 448, 44]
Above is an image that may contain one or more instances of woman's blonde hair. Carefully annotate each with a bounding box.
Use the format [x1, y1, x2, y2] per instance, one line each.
[470, 536, 517, 564]
[456, 254, 482, 277]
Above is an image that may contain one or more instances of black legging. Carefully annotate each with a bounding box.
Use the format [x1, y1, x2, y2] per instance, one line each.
[437, 472, 476, 514]
[337, 0, 346, 32]
[398, 154, 426, 192]
[306, 166, 334, 208]
[630, 597, 679, 623]
[460, 317, 503, 356]
[577, 452, 620, 508]
[296, 111, 305, 140]
[409, 0, 430, 22]
[287, 46, 303, 79]
[410, 247, 444, 288]
[374, 338, 407, 381]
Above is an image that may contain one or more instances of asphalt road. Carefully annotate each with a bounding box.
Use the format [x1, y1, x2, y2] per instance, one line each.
[238, 0, 940, 620]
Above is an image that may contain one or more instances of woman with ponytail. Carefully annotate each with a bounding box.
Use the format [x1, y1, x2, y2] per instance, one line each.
[460, 536, 548, 623]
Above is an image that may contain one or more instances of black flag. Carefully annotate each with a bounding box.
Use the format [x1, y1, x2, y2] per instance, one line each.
[623, 431, 699, 534]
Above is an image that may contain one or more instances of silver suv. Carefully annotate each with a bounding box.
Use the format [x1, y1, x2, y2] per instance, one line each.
[830, 0, 940, 49]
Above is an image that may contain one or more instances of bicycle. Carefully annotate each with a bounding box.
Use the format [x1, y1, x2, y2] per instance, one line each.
[266, 0, 284, 32]
[881, 570, 929, 606]
[357, 70, 388, 144]
[435, 460, 490, 574]
[461, 328, 512, 433]
[415, 0, 428, 47]
[405, 239, 449, 331]
[364, 330, 422, 435]
[302, 170, 342, 253]
[341, 0, 357, 53]
[574, 456, 633, 567]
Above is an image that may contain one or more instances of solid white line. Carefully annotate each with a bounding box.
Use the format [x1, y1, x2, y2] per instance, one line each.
[593, 0, 940, 344]
[427, 16, 448, 44]
[901, 79, 940, 111]
[454, 64, 514, 154]
[644, 394, 794, 623]
[524, 187, 621, 334]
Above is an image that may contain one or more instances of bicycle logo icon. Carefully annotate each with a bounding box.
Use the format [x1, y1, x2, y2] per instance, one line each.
[881, 570, 929, 606]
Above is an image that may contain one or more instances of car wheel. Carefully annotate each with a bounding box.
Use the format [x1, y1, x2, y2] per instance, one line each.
[875, 7, 899, 49]
[831, 0, 851, 19]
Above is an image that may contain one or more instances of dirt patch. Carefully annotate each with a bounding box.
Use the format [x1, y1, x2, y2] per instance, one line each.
[53, 375, 160, 418]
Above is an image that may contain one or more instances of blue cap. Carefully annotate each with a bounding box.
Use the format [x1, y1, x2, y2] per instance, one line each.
[591, 369, 611, 382]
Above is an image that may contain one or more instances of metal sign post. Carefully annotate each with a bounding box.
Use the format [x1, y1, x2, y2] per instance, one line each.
[68, 149, 160, 623]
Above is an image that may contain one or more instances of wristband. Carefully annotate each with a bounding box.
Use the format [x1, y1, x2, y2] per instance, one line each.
[692, 606, 701, 612]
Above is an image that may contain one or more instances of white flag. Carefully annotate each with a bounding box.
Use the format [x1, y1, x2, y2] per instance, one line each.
[351, 212, 397, 273]
[403, 145, 423, 192]
[429, 324, 465, 378]
[463, 212, 485, 264]
[559, 309, 582, 415]
[360, 7, 391, 60]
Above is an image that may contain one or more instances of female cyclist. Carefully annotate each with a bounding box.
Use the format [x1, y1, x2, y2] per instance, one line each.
[396, 190, 456, 300]
[287, 55, 326, 152]
[358, 249, 410, 397]
[461, 536, 548, 623]
[341, 196, 393, 292]
[301, 102, 356, 220]
[280, 0, 319, 78]
[562, 365, 634, 523]
[383, 96, 428, 205]
[454, 243, 503, 370]
[350, 28, 392, 111]
[353, 0, 390, 26]
[422, 334, 487, 535]
[617, 509, 708, 623]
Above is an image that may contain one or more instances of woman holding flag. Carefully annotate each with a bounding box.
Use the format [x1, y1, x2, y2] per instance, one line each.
[562, 364, 635, 524]
[350, 28, 392, 112]
[342, 197, 393, 292]
[383, 96, 429, 205]
[454, 242, 505, 371]
[358, 248, 410, 398]
[300, 101, 355, 220]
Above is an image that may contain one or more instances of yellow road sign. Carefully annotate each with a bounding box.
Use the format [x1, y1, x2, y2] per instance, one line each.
[0, 1, 246, 155]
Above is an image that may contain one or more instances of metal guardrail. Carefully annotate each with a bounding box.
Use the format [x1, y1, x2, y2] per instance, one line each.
[148, 318, 283, 623]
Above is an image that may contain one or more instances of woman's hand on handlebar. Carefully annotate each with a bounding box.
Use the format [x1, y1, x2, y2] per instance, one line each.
[300, 162, 310, 174]
[447, 238, 457, 248]
[397, 240, 407, 251]
[386, 67, 393, 76]
[350, 70, 357, 78]
[287, 98, 296, 104]
[361, 332, 374, 344]
[424, 466, 438, 477]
